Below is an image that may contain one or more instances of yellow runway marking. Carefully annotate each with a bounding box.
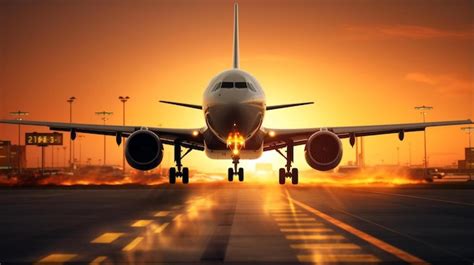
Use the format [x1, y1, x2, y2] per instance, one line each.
[131, 220, 152, 227]
[90, 256, 107, 265]
[122, 237, 144, 251]
[274, 217, 315, 222]
[286, 234, 345, 240]
[154, 222, 169, 234]
[154, 211, 170, 217]
[277, 222, 325, 227]
[280, 228, 332, 233]
[290, 243, 361, 250]
[174, 214, 182, 221]
[91, 232, 124, 243]
[297, 254, 380, 263]
[36, 254, 77, 264]
[285, 189, 429, 265]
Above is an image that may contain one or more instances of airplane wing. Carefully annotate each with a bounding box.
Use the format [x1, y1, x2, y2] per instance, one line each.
[0, 120, 205, 150]
[263, 119, 473, 151]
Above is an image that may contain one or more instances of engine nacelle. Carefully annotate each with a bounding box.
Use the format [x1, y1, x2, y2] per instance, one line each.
[125, 130, 163, 171]
[305, 131, 343, 171]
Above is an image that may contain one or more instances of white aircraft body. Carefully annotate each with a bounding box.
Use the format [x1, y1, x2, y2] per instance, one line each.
[1, 3, 471, 184]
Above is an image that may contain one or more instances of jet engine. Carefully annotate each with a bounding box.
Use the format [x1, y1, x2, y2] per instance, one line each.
[304, 131, 343, 171]
[125, 130, 163, 171]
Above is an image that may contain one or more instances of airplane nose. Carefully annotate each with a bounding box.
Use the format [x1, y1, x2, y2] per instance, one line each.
[206, 103, 263, 142]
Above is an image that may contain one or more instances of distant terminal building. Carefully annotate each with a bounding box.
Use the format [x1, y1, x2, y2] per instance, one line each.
[458, 147, 474, 169]
[0, 140, 26, 170]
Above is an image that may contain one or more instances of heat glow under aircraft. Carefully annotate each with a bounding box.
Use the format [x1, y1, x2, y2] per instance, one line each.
[1, 3, 472, 184]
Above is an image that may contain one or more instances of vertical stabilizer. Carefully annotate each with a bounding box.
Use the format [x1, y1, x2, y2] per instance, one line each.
[232, 2, 239, 69]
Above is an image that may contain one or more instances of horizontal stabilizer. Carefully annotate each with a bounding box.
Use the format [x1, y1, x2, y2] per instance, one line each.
[266, 102, 314, 111]
[159, 100, 202, 110]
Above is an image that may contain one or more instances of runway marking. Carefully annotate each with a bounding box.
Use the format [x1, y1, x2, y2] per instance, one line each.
[173, 214, 182, 221]
[91, 232, 124, 243]
[274, 217, 315, 222]
[290, 243, 361, 250]
[36, 253, 77, 264]
[277, 222, 325, 227]
[153, 222, 169, 234]
[286, 234, 345, 240]
[131, 219, 152, 227]
[297, 253, 380, 263]
[122, 237, 144, 251]
[154, 211, 170, 217]
[361, 190, 474, 207]
[271, 213, 309, 217]
[285, 189, 429, 265]
[280, 228, 333, 233]
[90, 256, 107, 265]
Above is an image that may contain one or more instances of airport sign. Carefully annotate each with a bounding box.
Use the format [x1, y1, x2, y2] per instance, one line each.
[25, 132, 63, 146]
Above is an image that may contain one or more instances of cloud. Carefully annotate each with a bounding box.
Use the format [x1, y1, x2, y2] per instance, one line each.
[344, 24, 474, 40]
[405, 72, 473, 95]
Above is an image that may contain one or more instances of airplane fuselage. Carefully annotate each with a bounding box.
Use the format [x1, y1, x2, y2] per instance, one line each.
[203, 69, 266, 159]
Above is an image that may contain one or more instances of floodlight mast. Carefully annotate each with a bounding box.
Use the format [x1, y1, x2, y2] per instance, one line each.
[67, 96, 76, 168]
[414, 105, 433, 178]
[118, 96, 130, 174]
[95, 111, 113, 165]
[9, 110, 29, 173]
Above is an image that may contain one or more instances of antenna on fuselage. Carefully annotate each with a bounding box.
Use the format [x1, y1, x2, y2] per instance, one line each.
[232, 1, 239, 69]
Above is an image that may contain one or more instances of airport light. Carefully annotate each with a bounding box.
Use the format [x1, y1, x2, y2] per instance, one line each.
[67, 96, 76, 168]
[461, 126, 474, 178]
[95, 111, 113, 165]
[414, 105, 433, 177]
[9, 110, 29, 173]
[77, 135, 85, 166]
[118, 96, 130, 173]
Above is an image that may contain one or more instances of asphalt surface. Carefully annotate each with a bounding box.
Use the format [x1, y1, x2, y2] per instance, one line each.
[0, 183, 473, 264]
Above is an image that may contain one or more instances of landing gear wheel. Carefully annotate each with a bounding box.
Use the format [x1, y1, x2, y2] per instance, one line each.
[279, 168, 285, 185]
[169, 167, 176, 184]
[182, 167, 189, 184]
[238, 168, 244, 182]
[228, 168, 234, 182]
[291, 168, 299, 185]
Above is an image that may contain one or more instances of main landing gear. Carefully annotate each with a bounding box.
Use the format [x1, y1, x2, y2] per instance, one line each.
[275, 140, 298, 185]
[228, 156, 244, 182]
[169, 142, 192, 184]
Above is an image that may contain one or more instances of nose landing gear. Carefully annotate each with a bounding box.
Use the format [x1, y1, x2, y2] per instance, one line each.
[228, 156, 244, 182]
[275, 140, 298, 185]
[169, 142, 192, 184]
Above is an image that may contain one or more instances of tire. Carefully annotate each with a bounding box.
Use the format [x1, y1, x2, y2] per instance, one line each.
[169, 167, 176, 184]
[291, 168, 299, 185]
[279, 168, 285, 185]
[182, 167, 189, 184]
[228, 168, 234, 182]
[238, 168, 244, 182]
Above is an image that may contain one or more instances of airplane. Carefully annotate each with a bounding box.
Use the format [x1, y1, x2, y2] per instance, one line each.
[0, 2, 472, 185]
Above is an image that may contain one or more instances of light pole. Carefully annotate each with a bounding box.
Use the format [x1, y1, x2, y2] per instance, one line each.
[62, 146, 67, 168]
[461, 126, 474, 180]
[118, 96, 130, 174]
[77, 135, 85, 167]
[95, 111, 113, 166]
[67, 96, 76, 168]
[415, 105, 433, 178]
[9, 110, 29, 173]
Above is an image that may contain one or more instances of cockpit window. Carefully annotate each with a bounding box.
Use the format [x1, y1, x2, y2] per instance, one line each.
[221, 82, 234, 88]
[248, 82, 257, 92]
[211, 82, 221, 92]
[235, 82, 247, 89]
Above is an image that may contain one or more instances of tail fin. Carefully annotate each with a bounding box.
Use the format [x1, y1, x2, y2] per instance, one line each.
[232, 2, 239, 69]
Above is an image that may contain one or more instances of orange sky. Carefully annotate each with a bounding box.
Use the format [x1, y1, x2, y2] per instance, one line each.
[0, 0, 473, 172]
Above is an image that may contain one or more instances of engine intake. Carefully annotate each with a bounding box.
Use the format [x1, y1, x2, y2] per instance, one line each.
[125, 130, 163, 171]
[305, 131, 343, 171]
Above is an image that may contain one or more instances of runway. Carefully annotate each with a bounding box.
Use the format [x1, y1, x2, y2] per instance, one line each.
[0, 183, 473, 264]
